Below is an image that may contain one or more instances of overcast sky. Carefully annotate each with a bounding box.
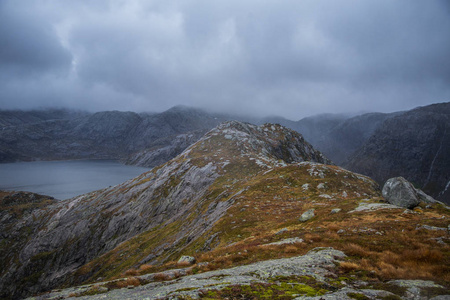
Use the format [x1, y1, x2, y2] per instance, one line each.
[1, 0, 449, 119]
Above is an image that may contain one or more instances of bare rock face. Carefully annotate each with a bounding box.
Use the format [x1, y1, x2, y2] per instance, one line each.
[382, 177, 421, 209]
[125, 130, 206, 167]
[382, 177, 439, 209]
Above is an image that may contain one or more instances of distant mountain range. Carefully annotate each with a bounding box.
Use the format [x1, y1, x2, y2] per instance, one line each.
[345, 103, 450, 203]
[0, 102, 449, 203]
[0, 106, 227, 164]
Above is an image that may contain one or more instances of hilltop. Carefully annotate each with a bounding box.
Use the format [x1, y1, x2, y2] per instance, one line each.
[1, 121, 449, 300]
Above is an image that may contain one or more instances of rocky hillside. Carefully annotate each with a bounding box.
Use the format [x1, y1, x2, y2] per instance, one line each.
[0, 121, 329, 299]
[345, 102, 450, 204]
[2, 121, 449, 300]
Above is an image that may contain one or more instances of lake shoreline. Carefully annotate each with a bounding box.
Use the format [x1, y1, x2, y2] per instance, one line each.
[0, 160, 150, 200]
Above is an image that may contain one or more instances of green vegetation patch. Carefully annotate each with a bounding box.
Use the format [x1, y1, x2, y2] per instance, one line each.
[347, 292, 370, 300]
[198, 281, 327, 299]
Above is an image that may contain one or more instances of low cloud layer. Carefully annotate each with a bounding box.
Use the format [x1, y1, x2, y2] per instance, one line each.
[1, 0, 449, 119]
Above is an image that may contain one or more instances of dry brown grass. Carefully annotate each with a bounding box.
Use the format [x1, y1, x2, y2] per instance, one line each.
[107, 277, 141, 289]
[177, 261, 192, 267]
[303, 233, 322, 243]
[283, 245, 299, 253]
[139, 264, 153, 271]
[335, 240, 450, 283]
[403, 248, 443, 263]
[339, 261, 360, 271]
[153, 272, 171, 281]
[324, 231, 340, 240]
[340, 243, 371, 258]
[326, 223, 340, 232]
[123, 268, 139, 276]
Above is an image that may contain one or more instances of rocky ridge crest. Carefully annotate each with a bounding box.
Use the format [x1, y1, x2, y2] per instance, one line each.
[0, 121, 330, 299]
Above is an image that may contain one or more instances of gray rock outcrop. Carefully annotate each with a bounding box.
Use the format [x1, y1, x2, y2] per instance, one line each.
[382, 177, 422, 209]
[177, 255, 196, 265]
[26, 248, 350, 300]
[299, 209, 315, 222]
[382, 177, 440, 209]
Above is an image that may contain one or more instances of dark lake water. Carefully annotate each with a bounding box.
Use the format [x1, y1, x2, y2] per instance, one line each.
[0, 160, 150, 200]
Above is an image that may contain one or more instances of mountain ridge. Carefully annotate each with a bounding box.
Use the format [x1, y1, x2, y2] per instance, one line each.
[0, 121, 331, 299]
[1, 120, 449, 300]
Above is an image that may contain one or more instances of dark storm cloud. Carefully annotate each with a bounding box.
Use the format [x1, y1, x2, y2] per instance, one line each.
[0, 1, 71, 77]
[0, 0, 449, 119]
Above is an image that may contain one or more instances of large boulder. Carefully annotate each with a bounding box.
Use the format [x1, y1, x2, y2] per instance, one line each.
[382, 177, 439, 209]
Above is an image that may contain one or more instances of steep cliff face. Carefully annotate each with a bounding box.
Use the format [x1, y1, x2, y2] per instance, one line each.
[345, 103, 450, 203]
[314, 112, 397, 164]
[0, 121, 330, 299]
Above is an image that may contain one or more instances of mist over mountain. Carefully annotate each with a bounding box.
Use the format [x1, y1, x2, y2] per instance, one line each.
[1, 102, 449, 205]
[0, 106, 227, 164]
[345, 102, 450, 203]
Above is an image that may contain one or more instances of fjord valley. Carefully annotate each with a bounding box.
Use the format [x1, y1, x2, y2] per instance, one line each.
[0, 107, 449, 299]
[1, 102, 449, 204]
[3, 0, 450, 298]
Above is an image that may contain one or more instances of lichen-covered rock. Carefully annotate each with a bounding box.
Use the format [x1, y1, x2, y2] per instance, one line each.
[25, 248, 347, 300]
[177, 255, 196, 265]
[299, 209, 315, 222]
[293, 287, 395, 300]
[330, 208, 341, 214]
[382, 177, 421, 209]
[265, 237, 304, 246]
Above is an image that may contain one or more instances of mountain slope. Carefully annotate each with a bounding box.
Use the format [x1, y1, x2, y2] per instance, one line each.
[345, 102, 450, 203]
[0, 121, 330, 299]
[2, 121, 450, 300]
